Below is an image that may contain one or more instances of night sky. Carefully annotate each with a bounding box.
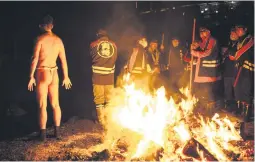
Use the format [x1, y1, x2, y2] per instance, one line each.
[0, 1, 254, 138]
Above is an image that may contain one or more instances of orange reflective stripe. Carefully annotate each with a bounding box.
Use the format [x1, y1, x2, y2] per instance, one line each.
[194, 58, 221, 83]
[235, 38, 254, 60]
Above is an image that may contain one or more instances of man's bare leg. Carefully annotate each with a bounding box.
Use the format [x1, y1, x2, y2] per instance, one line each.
[48, 70, 61, 139]
[37, 86, 48, 130]
[36, 83, 49, 141]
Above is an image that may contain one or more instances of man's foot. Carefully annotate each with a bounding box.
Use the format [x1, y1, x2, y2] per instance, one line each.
[54, 126, 62, 140]
[55, 136, 63, 140]
[38, 129, 46, 142]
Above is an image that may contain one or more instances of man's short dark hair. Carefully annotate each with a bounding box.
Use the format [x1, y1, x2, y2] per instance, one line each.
[40, 15, 54, 25]
[199, 27, 210, 32]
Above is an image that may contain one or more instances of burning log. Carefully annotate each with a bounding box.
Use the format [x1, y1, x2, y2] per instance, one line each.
[110, 139, 129, 161]
[182, 138, 218, 161]
[155, 147, 164, 161]
[240, 122, 254, 141]
[111, 152, 126, 161]
[88, 149, 110, 161]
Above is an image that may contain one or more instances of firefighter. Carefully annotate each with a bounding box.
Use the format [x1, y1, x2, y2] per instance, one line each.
[147, 39, 163, 91]
[190, 26, 222, 109]
[229, 24, 254, 122]
[124, 36, 151, 89]
[167, 37, 190, 93]
[221, 27, 239, 113]
[90, 29, 117, 127]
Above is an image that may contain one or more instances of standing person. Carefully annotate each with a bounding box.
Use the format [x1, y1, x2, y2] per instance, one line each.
[28, 15, 72, 141]
[147, 39, 163, 91]
[221, 27, 239, 113]
[167, 37, 190, 92]
[229, 24, 254, 121]
[90, 29, 117, 127]
[124, 36, 151, 89]
[190, 26, 222, 109]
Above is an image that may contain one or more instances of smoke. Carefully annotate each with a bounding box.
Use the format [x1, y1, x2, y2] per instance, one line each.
[103, 2, 145, 85]
[105, 2, 145, 55]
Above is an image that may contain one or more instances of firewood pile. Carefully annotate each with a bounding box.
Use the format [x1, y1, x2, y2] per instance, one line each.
[0, 118, 253, 161]
[55, 119, 253, 161]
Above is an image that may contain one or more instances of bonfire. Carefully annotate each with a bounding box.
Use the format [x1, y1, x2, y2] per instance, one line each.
[87, 73, 245, 161]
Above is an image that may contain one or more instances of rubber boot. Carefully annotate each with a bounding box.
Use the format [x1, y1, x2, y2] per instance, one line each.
[222, 100, 228, 112]
[96, 107, 105, 128]
[240, 102, 246, 117]
[234, 101, 241, 115]
[243, 104, 253, 122]
[104, 102, 110, 126]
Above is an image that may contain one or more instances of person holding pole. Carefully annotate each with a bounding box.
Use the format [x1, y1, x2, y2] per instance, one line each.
[190, 24, 222, 110]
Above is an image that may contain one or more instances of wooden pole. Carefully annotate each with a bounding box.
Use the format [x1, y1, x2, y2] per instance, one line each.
[161, 33, 165, 46]
[189, 18, 196, 91]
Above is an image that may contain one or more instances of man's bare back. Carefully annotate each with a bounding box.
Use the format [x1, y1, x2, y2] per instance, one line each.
[36, 32, 64, 68]
[28, 31, 71, 90]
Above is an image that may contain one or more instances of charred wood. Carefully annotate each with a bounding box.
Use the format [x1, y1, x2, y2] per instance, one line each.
[88, 149, 110, 161]
[182, 138, 218, 161]
[240, 122, 254, 141]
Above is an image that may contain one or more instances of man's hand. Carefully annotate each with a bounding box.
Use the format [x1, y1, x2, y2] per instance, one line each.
[62, 77, 72, 90]
[191, 42, 199, 50]
[28, 77, 36, 91]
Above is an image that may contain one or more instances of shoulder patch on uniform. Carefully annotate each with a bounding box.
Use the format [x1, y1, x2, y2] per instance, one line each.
[96, 40, 115, 58]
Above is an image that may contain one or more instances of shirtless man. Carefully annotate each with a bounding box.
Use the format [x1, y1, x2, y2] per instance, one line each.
[28, 15, 72, 141]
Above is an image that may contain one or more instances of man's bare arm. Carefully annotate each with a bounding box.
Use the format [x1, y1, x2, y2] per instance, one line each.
[29, 38, 41, 78]
[59, 40, 69, 79]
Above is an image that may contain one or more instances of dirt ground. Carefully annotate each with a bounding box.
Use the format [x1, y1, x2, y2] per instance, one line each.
[0, 115, 253, 161]
[0, 119, 103, 160]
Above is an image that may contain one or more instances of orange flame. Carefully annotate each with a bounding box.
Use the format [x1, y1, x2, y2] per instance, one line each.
[88, 73, 242, 161]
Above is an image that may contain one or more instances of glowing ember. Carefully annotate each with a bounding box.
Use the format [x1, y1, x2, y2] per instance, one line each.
[89, 74, 244, 161]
